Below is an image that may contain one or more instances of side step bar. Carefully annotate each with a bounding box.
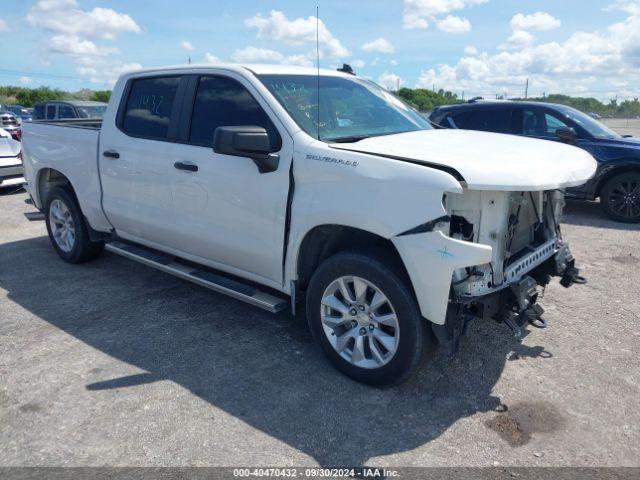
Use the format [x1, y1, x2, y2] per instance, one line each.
[105, 241, 288, 313]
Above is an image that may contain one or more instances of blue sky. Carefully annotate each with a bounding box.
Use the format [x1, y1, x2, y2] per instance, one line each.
[1, 0, 639, 100]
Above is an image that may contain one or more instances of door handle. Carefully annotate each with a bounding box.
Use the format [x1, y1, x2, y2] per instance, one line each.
[103, 150, 120, 159]
[174, 161, 198, 172]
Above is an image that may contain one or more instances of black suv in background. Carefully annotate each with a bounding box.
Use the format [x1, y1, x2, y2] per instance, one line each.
[430, 101, 640, 223]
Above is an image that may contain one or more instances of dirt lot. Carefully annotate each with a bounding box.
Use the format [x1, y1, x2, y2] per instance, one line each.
[0, 189, 638, 467]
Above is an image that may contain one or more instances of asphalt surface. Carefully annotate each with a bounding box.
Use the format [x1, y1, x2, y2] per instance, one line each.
[0, 189, 638, 467]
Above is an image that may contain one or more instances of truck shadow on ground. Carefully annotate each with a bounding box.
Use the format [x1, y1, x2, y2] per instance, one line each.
[0, 235, 554, 466]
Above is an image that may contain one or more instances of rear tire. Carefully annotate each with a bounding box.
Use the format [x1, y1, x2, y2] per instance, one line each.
[600, 173, 640, 223]
[306, 251, 427, 387]
[45, 186, 104, 263]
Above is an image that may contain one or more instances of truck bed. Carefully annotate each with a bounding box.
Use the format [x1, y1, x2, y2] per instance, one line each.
[22, 119, 109, 231]
[31, 119, 103, 129]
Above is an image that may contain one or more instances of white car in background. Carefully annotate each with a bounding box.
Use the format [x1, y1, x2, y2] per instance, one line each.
[0, 127, 24, 189]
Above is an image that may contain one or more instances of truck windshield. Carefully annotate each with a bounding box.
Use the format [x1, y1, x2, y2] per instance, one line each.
[76, 106, 107, 119]
[257, 74, 431, 142]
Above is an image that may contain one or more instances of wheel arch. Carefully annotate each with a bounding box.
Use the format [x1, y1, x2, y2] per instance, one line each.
[595, 162, 640, 197]
[295, 224, 413, 295]
[36, 167, 76, 207]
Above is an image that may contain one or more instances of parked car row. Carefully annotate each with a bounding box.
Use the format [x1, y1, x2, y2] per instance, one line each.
[0, 127, 23, 189]
[0, 101, 108, 143]
[429, 100, 640, 223]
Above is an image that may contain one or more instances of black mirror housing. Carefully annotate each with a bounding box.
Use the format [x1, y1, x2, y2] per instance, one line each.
[213, 126, 280, 173]
[213, 126, 272, 158]
[555, 126, 577, 143]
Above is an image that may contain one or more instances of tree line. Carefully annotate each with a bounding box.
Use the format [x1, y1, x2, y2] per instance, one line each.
[397, 88, 640, 118]
[0, 86, 111, 107]
[2, 85, 639, 118]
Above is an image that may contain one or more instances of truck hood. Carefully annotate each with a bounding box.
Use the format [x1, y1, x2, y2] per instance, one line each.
[330, 129, 597, 191]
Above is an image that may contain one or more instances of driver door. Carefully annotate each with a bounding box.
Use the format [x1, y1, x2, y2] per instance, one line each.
[169, 73, 293, 287]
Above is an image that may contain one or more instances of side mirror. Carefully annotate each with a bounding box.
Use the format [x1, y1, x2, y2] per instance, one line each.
[555, 126, 577, 143]
[213, 126, 280, 173]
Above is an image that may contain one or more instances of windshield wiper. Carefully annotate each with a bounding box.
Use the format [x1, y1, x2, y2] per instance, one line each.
[325, 135, 372, 143]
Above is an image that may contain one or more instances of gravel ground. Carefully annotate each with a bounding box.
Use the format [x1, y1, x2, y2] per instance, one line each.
[0, 189, 638, 467]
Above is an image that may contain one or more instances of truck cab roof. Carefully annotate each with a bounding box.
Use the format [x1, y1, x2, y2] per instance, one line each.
[118, 63, 357, 80]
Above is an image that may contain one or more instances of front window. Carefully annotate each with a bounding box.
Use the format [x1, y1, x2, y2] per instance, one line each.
[76, 105, 107, 119]
[257, 74, 431, 142]
[554, 105, 620, 140]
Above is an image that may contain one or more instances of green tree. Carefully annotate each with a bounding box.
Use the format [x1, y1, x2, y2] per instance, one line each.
[91, 90, 112, 103]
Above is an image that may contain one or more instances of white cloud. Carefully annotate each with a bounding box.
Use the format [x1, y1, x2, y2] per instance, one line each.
[27, 0, 141, 85]
[390, 59, 398, 65]
[511, 12, 561, 32]
[605, 0, 640, 15]
[361, 37, 395, 53]
[232, 46, 314, 67]
[204, 52, 221, 64]
[286, 54, 314, 67]
[464, 45, 478, 55]
[180, 40, 194, 51]
[18, 76, 33, 85]
[436, 15, 471, 33]
[245, 10, 348, 58]
[351, 59, 366, 68]
[27, 0, 141, 40]
[76, 57, 142, 85]
[378, 71, 404, 90]
[233, 46, 284, 62]
[403, 0, 487, 30]
[49, 34, 119, 56]
[502, 29, 535, 49]
[0, 18, 8, 32]
[416, 5, 640, 99]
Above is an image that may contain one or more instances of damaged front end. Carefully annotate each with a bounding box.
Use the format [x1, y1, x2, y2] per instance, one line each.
[432, 189, 586, 353]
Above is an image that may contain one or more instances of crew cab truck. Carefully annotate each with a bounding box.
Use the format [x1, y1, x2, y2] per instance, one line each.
[22, 65, 597, 386]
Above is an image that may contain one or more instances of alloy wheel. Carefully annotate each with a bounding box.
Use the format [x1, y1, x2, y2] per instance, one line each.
[49, 198, 76, 253]
[320, 276, 400, 369]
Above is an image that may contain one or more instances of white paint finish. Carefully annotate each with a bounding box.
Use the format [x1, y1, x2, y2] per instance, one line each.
[282, 133, 464, 289]
[392, 231, 493, 324]
[98, 130, 179, 246]
[331, 129, 598, 191]
[21, 64, 591, 323]
[20, 122, 112, 232]
[0, 135, 21, 158]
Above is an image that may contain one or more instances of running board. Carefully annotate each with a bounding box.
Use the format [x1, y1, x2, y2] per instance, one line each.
[105, 241, 288, 313]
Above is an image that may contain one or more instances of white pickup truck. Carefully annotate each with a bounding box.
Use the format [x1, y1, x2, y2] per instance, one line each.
[22, 64, 596, 386]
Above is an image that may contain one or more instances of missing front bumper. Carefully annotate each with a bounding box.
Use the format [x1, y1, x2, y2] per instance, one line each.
[433, 244, 586, 353]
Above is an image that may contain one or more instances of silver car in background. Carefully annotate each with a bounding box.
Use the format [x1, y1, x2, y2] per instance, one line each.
[0, 127, 24, 189]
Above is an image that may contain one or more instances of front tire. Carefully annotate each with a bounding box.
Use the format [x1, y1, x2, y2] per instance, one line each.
[306, 251, 426, 386]
[45, 186, 104, 263]
[601, 173, 640, 223]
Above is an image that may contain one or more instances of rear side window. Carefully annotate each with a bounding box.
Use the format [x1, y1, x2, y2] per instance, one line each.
[451, 108, 513, 133]
[46, 105, 56, 120]
[189, 76, 280, 149]
[122, 76, 181, 140]
[58, 105, 76, 119]
[34, 104, 45, 120]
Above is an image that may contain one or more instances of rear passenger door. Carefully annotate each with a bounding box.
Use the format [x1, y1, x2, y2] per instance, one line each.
[100, 75, 187, 248]
[169, 73, 293, 286]
[46, 104, 57, 120]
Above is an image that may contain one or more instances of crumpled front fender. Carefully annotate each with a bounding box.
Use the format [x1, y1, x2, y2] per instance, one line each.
[392, 230, 492, 325]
